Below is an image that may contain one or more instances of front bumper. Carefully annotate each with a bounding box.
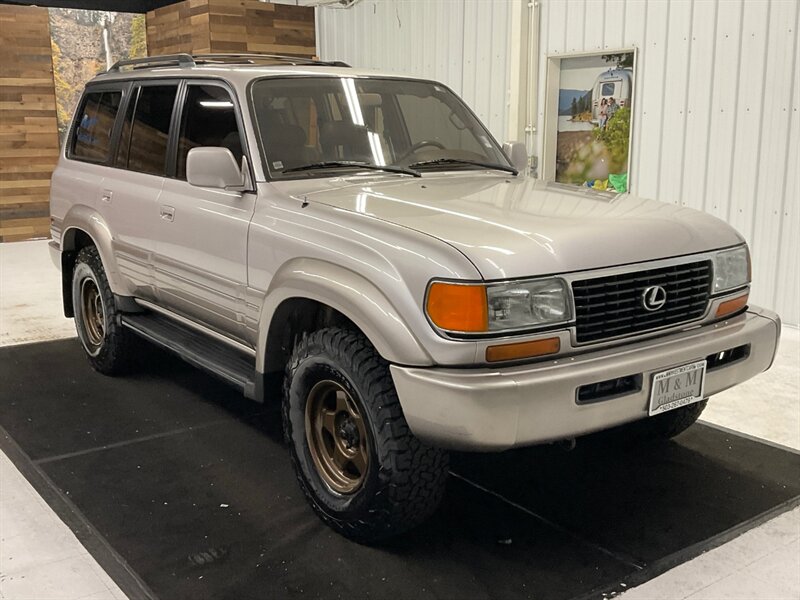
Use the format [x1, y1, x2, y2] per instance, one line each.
[390, 307, 781, 451]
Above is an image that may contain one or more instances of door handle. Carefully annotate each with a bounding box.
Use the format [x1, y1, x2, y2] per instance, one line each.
[160, 205, 175, 222]
[100, 189, 113, 203]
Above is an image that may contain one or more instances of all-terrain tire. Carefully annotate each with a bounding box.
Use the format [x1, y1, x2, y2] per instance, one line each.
[282, 327, 449, 543]
[72, 245, 137, 375]
[622, 400, 708, 441]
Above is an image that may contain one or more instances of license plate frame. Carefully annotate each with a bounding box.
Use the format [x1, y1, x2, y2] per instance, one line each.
[648, 360, 707, 416]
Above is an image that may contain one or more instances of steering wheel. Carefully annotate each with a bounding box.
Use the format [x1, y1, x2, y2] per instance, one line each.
[399, 139, 446, 161]
[410, 139, 445, 152]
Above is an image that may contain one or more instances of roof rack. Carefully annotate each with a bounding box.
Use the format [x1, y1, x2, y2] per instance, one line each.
[107, 53, 350, 73]
[107, 53, 195, 72]
[192, 53, 350, 67]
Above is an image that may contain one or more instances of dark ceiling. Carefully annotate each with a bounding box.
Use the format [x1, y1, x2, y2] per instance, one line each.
[0, 0, 179, 12]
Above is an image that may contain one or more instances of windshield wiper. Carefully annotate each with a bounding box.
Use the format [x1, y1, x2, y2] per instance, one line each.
[282, 161, 421, 178]
[408, 157, 518, 176]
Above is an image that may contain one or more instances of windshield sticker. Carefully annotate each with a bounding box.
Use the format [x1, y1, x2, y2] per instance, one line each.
[479, 135, 492, 148]
[273, 160, 284, 170]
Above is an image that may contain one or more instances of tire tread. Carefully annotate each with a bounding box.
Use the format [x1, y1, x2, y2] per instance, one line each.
[74, 246, 137, 375]
[282, 327, 448, 542]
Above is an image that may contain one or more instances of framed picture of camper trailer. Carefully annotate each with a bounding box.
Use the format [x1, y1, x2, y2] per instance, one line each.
[541, 48, 637, 194]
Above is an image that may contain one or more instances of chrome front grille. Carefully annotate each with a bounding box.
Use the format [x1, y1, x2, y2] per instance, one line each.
[571, 260, 713, 343]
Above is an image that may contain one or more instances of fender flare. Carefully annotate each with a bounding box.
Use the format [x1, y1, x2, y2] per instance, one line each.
[60, 206, 133, 297]
[256, 258, 433, 371]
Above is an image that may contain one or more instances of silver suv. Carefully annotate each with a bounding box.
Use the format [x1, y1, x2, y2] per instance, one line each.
[50, 54, 781, 542]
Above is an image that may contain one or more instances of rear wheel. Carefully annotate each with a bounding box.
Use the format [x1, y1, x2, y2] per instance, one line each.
[72, 246, 136, 375]
[283, 327, 449, 543]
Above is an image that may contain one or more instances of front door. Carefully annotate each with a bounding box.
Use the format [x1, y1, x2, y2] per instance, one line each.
[152, 81, 255, 343]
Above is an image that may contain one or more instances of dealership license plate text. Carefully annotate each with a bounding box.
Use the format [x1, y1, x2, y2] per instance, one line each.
[649, 360, 707, 416]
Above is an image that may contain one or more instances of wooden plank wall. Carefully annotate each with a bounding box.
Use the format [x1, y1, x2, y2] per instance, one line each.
[146, 0, 314, 57]
[208, 0, 315, 55]
[0, 1, 313, 243]
[0, 4, 60, 242]
[146, 0, 211, 56]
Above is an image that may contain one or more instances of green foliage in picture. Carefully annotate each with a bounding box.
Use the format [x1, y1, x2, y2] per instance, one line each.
[50, 40, 74, 136]
[129, 14, 147, 58]
[594, 106, 631, 173]
[602, 53, 634, 68]
[48, 8, 146, 142]
[576, 92, 591, 114]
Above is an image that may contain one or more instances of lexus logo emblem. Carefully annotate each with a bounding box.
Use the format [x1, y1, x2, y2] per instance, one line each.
[642, 285, 667, 311]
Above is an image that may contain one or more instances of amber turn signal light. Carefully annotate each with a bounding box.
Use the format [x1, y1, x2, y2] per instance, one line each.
[486, 337, 561, 363]
[426, 282, 488, 332]
[715, 293, 749, 318]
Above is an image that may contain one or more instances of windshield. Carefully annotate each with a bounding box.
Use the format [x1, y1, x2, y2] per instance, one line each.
[250, 76, 510, 178]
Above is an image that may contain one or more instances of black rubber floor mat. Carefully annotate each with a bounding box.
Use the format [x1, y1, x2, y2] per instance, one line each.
[1, 339, 798, 600]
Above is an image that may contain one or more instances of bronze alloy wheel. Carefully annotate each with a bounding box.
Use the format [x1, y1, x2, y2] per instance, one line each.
[79, 277, 105, 353]
[284, 327, 450, 542]
[304, 379, 370, 494]
[71, 245, 137, 375]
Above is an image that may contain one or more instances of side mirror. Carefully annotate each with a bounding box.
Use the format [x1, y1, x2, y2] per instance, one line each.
[186, 147, 246, 190]
[503, 141, 528, 173]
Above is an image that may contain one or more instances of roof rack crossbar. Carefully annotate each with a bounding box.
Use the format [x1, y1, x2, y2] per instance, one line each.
[108, 53, 195, 72]
[193, 53, 313, 63]
[191, 53, 350, 67]
[106, 53, 350, 73]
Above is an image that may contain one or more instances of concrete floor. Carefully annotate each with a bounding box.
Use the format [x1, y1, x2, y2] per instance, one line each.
[1, 241, 126, 599]
[0, 239, 798, 599]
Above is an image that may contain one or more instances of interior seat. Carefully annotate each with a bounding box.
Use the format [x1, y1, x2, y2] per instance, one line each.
[264, 122, 316, 170]
[318, 121, 374, 163]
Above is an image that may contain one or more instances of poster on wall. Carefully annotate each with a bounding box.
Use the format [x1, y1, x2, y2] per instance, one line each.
[555, 51, 634, 193]
[48, 9, 147, 143]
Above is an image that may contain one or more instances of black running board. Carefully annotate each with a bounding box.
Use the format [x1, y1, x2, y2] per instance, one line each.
[120, 313, 257, 399]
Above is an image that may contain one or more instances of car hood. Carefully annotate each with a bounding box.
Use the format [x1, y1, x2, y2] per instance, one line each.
[286, 173, 744, 280]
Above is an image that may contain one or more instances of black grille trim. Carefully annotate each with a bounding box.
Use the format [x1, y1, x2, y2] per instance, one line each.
[572, 260, 713, 343]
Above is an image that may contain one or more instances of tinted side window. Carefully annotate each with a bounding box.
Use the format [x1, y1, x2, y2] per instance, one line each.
[176, 85, 243, 179]
[127, 85, 178, 176]
[71, 90, 122, 162]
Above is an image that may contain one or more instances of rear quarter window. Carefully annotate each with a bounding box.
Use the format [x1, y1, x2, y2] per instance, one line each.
[70, 90, 122, 163]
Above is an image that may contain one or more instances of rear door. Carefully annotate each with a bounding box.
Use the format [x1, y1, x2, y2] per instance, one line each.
[99, 80, 179, 299]
[152, 80, 256, 342]
[58, 84, 124, 258]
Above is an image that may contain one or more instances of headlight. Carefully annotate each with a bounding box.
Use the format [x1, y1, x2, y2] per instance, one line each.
[712, 246, 750, 293]
[425, 278, 572, 335]
[486, 278, 570, 331]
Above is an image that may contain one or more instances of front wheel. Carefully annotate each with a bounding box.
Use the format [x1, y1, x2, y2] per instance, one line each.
[72, 246, 136, 375]
[283, 327, 449, 543]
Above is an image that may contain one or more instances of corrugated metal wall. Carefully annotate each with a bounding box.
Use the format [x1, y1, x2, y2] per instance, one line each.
[317, 0, 799, 325]
[536, 0, 799, 324]
[316, 0, 512, 143]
